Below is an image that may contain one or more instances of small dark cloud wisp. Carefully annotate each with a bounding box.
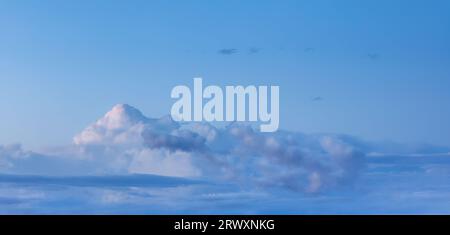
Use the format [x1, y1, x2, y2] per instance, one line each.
[312, 96, 323, 102]
[304, 47, 315, 53]
[249, 48, 261, 54]
[218, 48, 238, 55]
[367, 53, 380, 60]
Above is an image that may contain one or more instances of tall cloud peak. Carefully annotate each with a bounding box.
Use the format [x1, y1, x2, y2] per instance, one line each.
[73, 104, 151, 146]
[99, 104, 149, 129]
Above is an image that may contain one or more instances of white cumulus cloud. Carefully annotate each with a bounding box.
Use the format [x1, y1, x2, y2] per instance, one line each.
[1, 104, 367, 192]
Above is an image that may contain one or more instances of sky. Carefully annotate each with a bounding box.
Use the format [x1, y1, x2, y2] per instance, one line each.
[0, 0, 450, 214]
[0, 0, 449, 149]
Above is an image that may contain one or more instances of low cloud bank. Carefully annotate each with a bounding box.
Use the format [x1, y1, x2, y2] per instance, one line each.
[1, 104, 368, 193]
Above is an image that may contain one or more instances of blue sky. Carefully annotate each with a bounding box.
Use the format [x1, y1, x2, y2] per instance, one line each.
[1, 1, 450, 214]
[1, 0, 450, 148]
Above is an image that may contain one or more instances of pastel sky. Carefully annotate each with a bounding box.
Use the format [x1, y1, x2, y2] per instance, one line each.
[2, 1, 450, 214]
[0, 0, 449, 149]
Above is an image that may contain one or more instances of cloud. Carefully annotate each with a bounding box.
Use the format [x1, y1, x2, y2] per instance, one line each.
[128, 149, 202, 177]
[9, 103, 449, 196]
[2, 104, 450, 213]
[73, 104, 153, 146]
[69, 104, 367, 192]
[0, 174, 199, 188]
[218, 48, 237, 55]
[142, 129, 206, 152]
[0, 144, 28, 170]
[304, 47, 315, 53]
[0, 104, 368, 193]
[367, 53, 380, 60]
[248, 48, 261, 54]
